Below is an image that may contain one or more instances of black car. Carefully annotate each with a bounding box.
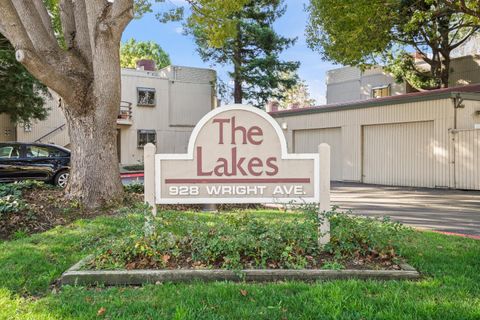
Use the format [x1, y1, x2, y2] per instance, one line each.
[0, 142, 70, 188]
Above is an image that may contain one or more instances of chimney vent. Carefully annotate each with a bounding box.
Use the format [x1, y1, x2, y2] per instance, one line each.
[136, 59, 156, 71]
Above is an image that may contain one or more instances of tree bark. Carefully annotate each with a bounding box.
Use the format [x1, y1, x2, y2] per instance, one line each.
[62, 18, 126, 208]
[0, 0, 133, 208]
[440, 55, 451, 88]
[233, 24, 243, 104]
[233, 69, 243, 103]
[63, 97, 123, 207]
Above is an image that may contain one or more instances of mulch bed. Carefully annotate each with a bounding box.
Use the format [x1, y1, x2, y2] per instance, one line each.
[0, 188, 261, 241]
[0, 187, 122, 241]
[88, 251, 403, 272]
[111, 253, 401, 270]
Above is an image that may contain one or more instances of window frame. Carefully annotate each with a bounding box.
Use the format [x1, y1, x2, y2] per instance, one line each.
[136, 87, 156, 107]
[371, 85, 391, 99]
[24, 145, 69, 159]
[137, 129, 157, 148]
[0, 144, 21, 159]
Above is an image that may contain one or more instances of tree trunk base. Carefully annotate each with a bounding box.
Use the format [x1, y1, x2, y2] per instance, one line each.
[64, 106, 124, 209]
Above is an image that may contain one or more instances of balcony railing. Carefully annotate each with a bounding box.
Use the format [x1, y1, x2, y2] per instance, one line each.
[118, 101, 133, 125]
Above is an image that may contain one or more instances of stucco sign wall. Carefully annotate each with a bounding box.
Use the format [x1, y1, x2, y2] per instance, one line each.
[152, 105, 319, 204]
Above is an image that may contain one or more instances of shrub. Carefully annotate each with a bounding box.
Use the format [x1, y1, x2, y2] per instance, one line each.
[0, 181, 47, 217]
[88, 207, 411, 271]
[0, 195, 25, 215]
[90, 211, 320, 270]
[326, 211, 411, 260]
[124, 183, 144, 194]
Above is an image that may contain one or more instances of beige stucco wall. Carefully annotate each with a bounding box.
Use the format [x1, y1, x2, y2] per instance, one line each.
[6, 66, 216, 166]
[119, 67, 215, 165]
[16, 90, 68, 146]
[326, 66, 407, 104]
[327, 54, 480, 105]
[450, 55, 480, 87]
[0, 114, 16, 142]
[273, 97, 480, 189]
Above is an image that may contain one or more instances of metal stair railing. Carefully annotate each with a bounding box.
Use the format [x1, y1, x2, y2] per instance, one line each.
[34, 123, 66, 143]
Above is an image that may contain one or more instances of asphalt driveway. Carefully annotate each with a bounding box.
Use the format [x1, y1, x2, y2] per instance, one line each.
[122, 175, 480, 236]
[332, 182, 480, 236]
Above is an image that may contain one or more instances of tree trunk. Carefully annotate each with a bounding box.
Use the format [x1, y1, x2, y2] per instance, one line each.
[63, 35, 125, 209]
[440, 56, 450, 88]
[233, 24, 243, 104]
[0, 0, 134, 209]
[63, 95, 123, 208]
[234, 69, 243, 104]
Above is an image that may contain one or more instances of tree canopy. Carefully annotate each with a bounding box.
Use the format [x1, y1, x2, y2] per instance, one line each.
[269, 74, 316, 110]
[445, 0, 480, 19]
[120, 38, 171, 69]
[0, 33, 49, 124]
[306, 0, 479, 90]
[177, 0, 299, 107]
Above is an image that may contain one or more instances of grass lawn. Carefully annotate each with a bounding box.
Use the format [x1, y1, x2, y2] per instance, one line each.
[0, 210, 479, 319]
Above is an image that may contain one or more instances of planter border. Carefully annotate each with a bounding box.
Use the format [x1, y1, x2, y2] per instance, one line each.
[60, 255, 421, 286]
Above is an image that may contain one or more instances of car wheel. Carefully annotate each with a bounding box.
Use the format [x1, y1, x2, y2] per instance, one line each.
[54, 171, 69, 188]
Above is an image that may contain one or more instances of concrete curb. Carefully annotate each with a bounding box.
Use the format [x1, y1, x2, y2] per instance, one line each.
[59, 256, 421, 286]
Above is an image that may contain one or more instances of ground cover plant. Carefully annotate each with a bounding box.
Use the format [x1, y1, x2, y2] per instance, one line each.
[0, 209, 478, 319]
[85, 206, 410, 271]
[0, 181, 141, 240]
[0, 182, 478, 319]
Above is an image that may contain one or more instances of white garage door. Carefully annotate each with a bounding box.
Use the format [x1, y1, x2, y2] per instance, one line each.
[294, 127, 343, 181]
[363, 121, 435, 187]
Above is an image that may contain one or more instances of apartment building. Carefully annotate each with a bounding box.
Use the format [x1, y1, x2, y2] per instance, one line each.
[0, 62, 217, 165]
[326, 35, 480, 105]
[271, 84, 480, 190]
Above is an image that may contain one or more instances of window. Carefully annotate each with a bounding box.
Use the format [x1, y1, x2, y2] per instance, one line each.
[0, 145, 20, 158]
[137, 87, 156, 106]
[137, 130, 156, 148]
[24, 123, 32, 132]
[371, 85, 391, 99]
[25, 145, 68, 158]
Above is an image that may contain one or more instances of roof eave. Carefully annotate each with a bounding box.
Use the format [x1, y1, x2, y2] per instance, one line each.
[270, 91, 480, 118]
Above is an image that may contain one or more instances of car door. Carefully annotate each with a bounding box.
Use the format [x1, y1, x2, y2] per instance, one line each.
[21, 145, 57, 180]
[0, 143, 24, 181]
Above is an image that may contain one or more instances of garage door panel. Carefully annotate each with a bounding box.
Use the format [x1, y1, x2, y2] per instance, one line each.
[294, 127, 342, 181]
[363, 121, 434, 187]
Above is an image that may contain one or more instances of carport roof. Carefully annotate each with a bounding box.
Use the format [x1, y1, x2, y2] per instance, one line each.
[270, 83, 480, 117]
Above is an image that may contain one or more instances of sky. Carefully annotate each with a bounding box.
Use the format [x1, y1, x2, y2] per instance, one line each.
[122, 0, 338, 105]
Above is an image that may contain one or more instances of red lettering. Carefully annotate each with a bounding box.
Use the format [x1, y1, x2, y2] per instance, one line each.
[212, 118, 230, 144]
[196, 146, 213, 176]
[231, 117, 248, 145]
[266, 157, 279, 176]
[231, 147, 248, 176]
[248, 126, 263, 145]
[248, 157, 263, 176]
[214, 158, 232, 176]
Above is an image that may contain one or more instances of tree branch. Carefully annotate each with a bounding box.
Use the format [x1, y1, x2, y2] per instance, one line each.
[72, 0, 92, 66]
[32, 0, 56, 42]
[11, 1, 60, 52]
[84, 0, 111, 51]
[59, 0, 77, 49]
[110, 0, 134, 37]
[0, 0, 88, 101]
[450, 27, 480, 50]
[15, 49, 73, 98]
[0, 0, 35, 50]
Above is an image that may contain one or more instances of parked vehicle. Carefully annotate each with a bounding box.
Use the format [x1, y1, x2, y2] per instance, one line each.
[0, 142, 70, 187]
